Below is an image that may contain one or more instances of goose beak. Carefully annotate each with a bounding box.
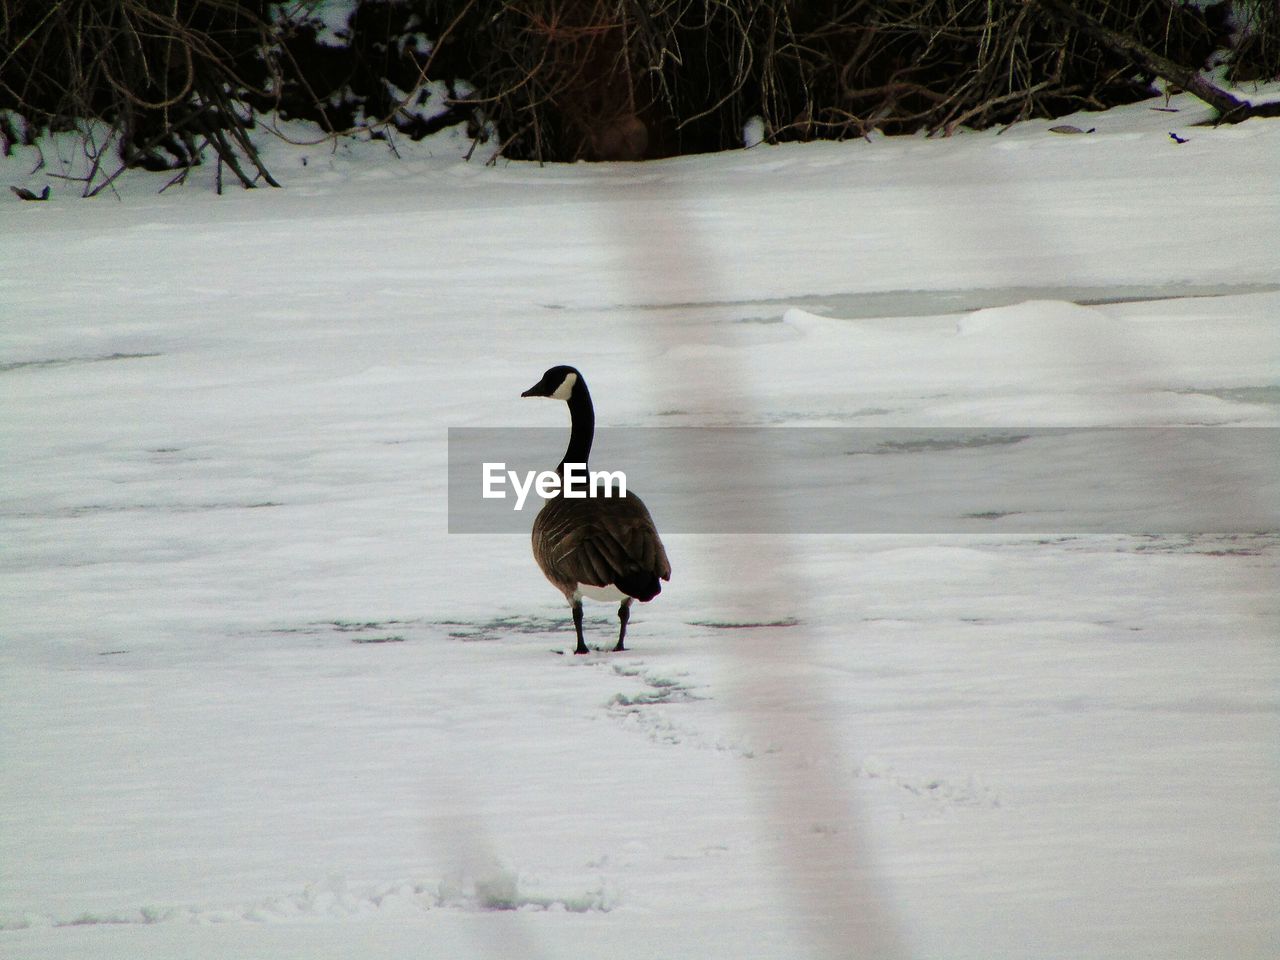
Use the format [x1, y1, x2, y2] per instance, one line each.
[520, 385, 538, 397]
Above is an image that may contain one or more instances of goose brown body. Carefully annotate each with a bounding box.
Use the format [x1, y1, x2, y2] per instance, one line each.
[532, 489, 671, 604]
[521, 365, 670, 654]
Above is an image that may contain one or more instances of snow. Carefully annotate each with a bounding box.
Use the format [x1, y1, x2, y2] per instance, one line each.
[292, 0, 360, 47]
[2, 87, 1279, 960]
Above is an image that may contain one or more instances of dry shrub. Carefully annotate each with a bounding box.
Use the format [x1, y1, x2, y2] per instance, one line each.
[1, 0, 1274, 180]
[1228, 0, 1280, 80]
[0, 0, 278, 188]
[429, 0, 1238, 161]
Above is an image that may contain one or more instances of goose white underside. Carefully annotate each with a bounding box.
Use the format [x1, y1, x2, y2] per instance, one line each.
[573, 582, 628, 603]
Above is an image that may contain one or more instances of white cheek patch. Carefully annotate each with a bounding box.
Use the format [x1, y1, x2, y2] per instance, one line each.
[550, 371, 578, 400]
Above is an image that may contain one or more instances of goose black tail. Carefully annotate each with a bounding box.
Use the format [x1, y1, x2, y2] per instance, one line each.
[616, 572, 662, 603]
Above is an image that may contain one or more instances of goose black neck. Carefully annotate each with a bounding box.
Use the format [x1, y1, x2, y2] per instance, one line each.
[557, 379, 595, 475]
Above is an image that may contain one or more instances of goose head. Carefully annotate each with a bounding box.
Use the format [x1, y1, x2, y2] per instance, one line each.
[521, 365, 582, 401]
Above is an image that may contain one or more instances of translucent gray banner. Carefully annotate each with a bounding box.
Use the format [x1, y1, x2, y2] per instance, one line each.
[447, 427, 1278, 534]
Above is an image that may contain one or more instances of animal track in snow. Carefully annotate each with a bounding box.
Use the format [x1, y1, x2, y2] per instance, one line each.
[856, 757, 1003, 814]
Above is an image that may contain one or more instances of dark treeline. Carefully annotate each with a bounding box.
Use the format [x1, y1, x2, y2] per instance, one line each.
[1, 0, 1277, 181]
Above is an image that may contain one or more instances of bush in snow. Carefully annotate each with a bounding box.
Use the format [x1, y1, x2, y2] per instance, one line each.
[0, 0, 1275, 182]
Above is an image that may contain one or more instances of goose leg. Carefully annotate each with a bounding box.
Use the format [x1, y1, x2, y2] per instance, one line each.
[572, 600, 589, 655]
[614, 598, 632, 652]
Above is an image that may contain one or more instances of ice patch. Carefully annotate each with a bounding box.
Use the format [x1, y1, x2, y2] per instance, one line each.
[0, 873, 616, 930]
[955, 299, 1120, 339]
[437, 864, 617, 913]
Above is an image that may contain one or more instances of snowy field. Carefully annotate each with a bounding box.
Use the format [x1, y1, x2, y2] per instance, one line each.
[2, 88, 1279, 959]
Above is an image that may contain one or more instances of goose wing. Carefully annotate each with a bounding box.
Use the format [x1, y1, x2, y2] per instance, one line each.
[533, 492, 670, 596]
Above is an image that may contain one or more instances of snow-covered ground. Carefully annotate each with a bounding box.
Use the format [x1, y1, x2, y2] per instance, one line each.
[2, 89, 1278, 959]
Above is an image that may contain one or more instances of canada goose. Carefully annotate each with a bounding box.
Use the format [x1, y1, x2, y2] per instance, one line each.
[521, 365, 670, 654]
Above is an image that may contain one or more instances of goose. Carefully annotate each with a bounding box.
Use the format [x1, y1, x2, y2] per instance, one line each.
[521, 365, 670, 654]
